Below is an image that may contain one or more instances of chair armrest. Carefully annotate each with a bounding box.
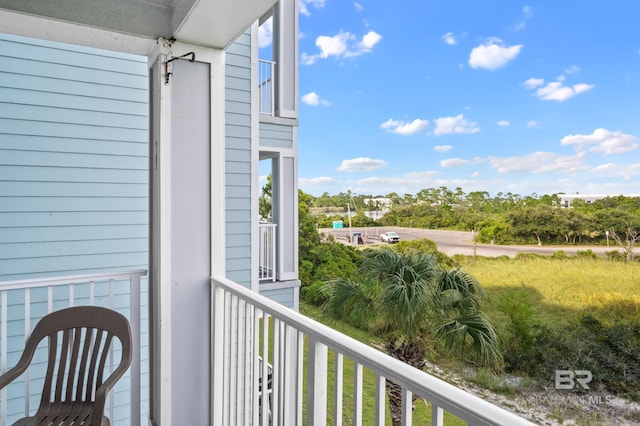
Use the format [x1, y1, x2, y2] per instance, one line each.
[92, 355, 132, 424]
[0, 356, 32, 389]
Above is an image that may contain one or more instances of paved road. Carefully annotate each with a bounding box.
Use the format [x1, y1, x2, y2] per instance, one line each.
[321, 226, 612, 258]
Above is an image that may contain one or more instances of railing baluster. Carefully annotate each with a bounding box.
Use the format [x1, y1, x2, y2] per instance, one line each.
[271, 318, 280, 426]
[251, 308, 260, 426]
[353, 362, 363, 426]
[1, 290, 7, 426]
[130, 275, 141, 426]
[402, 388, 413, 426]
[432, 403, 444, 426]
[307, 336, 328, 425]
[375, 374, 386, 426]
[229, 294, 238, 426]
[24, 289, 30, 418]
[282, 324, 296, 424]
[260, 312, 269, 426]
[334, 352, 343, 426]
[296, 330, 304, 425]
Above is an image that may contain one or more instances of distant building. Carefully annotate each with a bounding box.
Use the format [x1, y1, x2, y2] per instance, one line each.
[558, 194, 640, 208]
[364, 197, 393, 209]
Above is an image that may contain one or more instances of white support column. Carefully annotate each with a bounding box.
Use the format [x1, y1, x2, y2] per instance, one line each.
[273, 0, 299, 118]
[250, 21, 261, 292]
[149, 39, 225, 426]
[272, 154, 298, 282]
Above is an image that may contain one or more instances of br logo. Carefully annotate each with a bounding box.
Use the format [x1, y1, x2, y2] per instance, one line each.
[555, 370, 592, 390]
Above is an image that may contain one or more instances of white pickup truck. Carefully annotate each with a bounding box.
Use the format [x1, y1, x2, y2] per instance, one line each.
[380, 231, 400, 243]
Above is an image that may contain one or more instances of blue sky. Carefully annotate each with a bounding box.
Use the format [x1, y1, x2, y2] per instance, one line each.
[264, 1, 640, 197]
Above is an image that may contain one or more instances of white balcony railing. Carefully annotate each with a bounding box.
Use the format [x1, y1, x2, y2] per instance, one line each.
[259, 59, 275, 116]
[0, 270, 146, 426]
[211, 276, 535, 426]
[259, 222, 277, 282]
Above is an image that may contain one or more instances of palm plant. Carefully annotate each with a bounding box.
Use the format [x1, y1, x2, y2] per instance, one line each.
[322, 249, 502, 425]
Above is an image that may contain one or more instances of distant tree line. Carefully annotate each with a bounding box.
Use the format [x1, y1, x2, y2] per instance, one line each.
[306, 187, 640, 258]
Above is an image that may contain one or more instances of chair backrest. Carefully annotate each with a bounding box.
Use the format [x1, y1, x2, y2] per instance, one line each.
[25, 306, 132, 408]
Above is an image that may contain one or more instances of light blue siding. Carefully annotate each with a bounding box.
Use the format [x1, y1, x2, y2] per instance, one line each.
[0, 33, 149, 425]
[0, 33, 148, 281]
[225, 31, 253, 287]
[259, 122, 294, 149]
[259, 287, 294, 309]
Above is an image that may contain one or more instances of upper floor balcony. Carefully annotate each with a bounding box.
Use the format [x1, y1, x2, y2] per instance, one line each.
[1, 270, 535, 425]
[259, 59, 275, 117]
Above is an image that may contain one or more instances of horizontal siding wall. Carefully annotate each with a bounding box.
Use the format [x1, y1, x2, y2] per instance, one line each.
[259, 121, 294, 149]
[0, 32, 148, 280]
[0, 33, 149, 425]
[259, 287, 294, 309]
[225, 31, 253, 287]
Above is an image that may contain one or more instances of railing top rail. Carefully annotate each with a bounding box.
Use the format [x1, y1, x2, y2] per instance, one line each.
[258, 58, 275, 65]
[211, 275, 535, 426]
[0, 269, 148, 291]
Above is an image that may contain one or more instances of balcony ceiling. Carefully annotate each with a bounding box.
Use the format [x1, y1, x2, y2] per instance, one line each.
[0, 0, 275, 53]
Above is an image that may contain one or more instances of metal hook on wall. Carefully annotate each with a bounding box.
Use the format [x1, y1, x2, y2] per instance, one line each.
[164, 52, 196, 85]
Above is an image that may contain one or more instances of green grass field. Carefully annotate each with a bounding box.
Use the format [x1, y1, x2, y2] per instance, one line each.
[461, 256, 640, 326]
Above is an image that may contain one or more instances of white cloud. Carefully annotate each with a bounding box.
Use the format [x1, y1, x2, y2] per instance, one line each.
[359, 31, 383, 51]
[299, 176, 338, 186]
[442, 32, 457, 45]
[301, 91, 330, 106]
[258, 17, 273, 48]
[354, 2, 363, 12]
[441, 158, 471, 167]
[527, 120, 539, 128]
[565, 65, 580, 74]
[497, 120, 510, 127]
[533, 81, 594, 101]
[468, 38, 522, 70]
[337, 157, 388, 172]
[433, 114, 480, 136]
[380, 118, 429, 136]
[523, 5, 533, 18]
[524, 77, 544, 89]
[345, 171, 443, 195]
[301, 30, 382, 65]
[434, 145, 453, 152]
[591, 163, 640, 178]
[299, 0, 326, 16]
[560, 128, 639, 155]
[316, 32, 349, 57]
[488, 151, 588, 174]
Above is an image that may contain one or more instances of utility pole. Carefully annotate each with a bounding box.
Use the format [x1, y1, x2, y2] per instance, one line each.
[473, 229, 477, 262]
[347, 203, 353, 246]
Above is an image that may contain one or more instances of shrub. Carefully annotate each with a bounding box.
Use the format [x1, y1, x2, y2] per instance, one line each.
[496, 290, 539, 372]
[524, 314, 640, 400]
[606, 250, 626, 262]
[392, 238, 454, 268]
[575, 249, 597, 259]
